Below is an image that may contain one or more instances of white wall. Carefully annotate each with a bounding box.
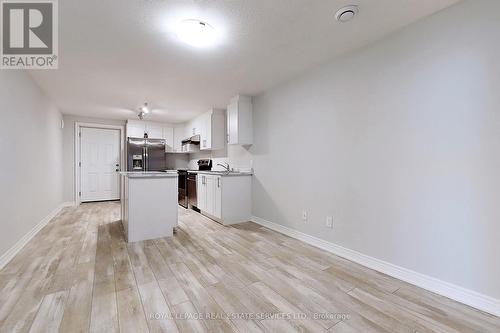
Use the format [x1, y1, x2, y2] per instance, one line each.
[251, 0, 500, 299]
[62, 115, 126, 202]
[0, 71, 63, 258]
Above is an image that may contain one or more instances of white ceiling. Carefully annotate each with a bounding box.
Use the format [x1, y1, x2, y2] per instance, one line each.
[29, 0, 460, 123]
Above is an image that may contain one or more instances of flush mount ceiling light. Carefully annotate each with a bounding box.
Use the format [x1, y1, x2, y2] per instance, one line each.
[335, 5, 359, 23]
[176, 19, 216, 48]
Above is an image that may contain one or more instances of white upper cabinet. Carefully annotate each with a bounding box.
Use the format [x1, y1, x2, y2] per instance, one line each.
[227, 95, 253, 145]
[200, 109, 225, 151]
[126, 120, 146, 138]
[173, 126, 186, 152]
[127, 120, 175, 148]
[162, 126, 174, 152]
[127, 107, 225, 153]
[188, 117, 201, 137]
[145, 122, 164, 139]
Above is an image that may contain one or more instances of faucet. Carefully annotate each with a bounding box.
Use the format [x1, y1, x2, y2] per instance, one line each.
[216, 162, 230, 173]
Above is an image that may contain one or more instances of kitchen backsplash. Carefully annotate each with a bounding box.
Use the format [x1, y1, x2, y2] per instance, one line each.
[188, 144, 253, 172]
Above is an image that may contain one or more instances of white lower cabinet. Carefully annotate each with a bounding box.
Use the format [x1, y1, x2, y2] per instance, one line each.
[214, 176, 222, 219]
[196, 174, 251, 224]
[197, 174, 207, 212]
[205, 176, 216, 217]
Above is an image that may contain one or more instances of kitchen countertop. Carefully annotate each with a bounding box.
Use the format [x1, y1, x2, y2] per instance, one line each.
[120, 171, 178, 178]
[187, 170, 253, 177]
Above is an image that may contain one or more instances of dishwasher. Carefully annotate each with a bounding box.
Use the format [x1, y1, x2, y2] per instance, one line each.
[187, 173, 198, 210]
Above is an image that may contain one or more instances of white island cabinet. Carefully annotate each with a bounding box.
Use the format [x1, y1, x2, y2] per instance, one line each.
[120, 172, 178, 242]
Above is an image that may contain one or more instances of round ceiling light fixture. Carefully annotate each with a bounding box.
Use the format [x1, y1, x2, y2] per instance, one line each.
[176, 19, 216, 48]
[335, 5, 359, 23]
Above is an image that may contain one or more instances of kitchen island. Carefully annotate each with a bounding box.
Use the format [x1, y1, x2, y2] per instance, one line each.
[120, 171, 178, 242]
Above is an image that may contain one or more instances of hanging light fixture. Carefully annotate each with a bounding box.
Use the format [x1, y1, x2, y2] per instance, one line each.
[138, 102, 149, 120]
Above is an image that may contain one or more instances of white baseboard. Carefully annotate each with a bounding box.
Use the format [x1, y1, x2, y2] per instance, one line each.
[251, 216, 500, 317]
[0, 202, 73, 270]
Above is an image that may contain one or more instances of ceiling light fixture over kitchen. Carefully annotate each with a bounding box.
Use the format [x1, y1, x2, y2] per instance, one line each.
[138, 102, 149, 120]
[176, 19, 216, 48]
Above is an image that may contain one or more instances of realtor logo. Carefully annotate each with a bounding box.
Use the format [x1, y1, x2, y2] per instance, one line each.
[1, 0, 58, 69]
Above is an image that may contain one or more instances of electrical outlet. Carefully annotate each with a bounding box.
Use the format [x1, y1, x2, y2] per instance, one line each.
[302, 210, 308, 222]
[326, 216, 334, 228]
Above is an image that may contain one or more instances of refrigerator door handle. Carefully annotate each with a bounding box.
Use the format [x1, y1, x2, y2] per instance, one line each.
[142, 146, 146, 171]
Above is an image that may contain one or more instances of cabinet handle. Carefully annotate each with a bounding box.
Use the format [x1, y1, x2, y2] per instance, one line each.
[226, 134, 229, 143]
[217, 178, 220, 188]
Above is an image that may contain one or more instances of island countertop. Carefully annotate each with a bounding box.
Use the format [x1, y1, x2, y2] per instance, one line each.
[120, 171, 178, 178]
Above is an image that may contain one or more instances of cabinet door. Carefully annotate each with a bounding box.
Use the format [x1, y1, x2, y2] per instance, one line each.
[205, 175, 215, 215]
[197, 175, 206, 211]
[127, 122, 145, 138]
[173, 127, 185, 152]
[227, 102, 238, 144]
[163, 126, 174, 152]
[214, 176, 222, 219]
[200, 113, 211, 150]
[146, 123, 163, 139]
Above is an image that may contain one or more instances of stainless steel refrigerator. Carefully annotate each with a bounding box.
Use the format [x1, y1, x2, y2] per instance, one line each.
[127, 138, 167, 171]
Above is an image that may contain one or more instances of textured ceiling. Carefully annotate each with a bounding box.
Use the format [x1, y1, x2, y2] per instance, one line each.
[29, 0, 460, 123]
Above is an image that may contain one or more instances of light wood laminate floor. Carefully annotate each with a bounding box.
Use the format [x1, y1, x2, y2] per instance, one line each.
[1, 202, 499, 332]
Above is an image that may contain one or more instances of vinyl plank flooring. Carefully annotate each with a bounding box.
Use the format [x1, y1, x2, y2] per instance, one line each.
[28, 290, 68, 333]
[172, 301, 209, 333]
[0, 201, 498, 333]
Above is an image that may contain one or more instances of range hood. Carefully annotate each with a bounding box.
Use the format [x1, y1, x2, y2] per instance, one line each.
[181, 135, 200, 153]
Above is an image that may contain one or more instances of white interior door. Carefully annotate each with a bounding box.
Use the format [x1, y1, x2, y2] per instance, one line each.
[81, 127, 120, 202]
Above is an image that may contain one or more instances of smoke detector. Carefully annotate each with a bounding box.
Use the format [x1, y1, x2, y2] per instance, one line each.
[335, 5, 359, 23]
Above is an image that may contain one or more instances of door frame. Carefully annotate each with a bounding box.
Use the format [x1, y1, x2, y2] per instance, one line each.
[74, 122, 125, 206]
